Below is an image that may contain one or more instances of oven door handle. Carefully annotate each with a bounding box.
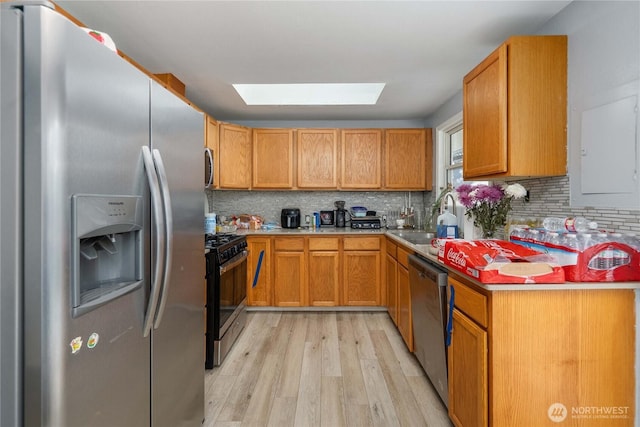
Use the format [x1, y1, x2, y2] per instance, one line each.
[219, 250, 249, 275]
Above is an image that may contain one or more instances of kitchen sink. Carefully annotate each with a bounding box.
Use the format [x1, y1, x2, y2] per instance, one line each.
[388, 230, 435, 245]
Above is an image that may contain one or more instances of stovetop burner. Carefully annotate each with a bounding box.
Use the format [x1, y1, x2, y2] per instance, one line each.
[205, 233, 247, 264]
[205, 233, 240, 248]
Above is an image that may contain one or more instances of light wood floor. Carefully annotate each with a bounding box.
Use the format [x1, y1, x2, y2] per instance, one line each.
[203, 311, 452, 427]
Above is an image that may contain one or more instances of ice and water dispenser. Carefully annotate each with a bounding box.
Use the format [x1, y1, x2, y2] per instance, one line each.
[71, 195, 143, 317]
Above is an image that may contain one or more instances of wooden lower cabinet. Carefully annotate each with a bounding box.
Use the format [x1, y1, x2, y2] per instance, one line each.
[246, 237, 271, 306]
[396, 246, 412, 351]
[385, 253, 398, 324]
[343, 237, 382, 306]
[448, 274, 636, 427]
[448, 308, 488, 427]
[273, 237, 306, 307]
[247, 235, 383, 307]
[308, 237, 340, 306]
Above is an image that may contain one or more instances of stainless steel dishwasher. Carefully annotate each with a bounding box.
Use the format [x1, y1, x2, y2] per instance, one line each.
[408, 253, 449, 407]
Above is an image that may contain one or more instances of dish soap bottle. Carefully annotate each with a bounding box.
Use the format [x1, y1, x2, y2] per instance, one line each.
[436, 208, 458, 238]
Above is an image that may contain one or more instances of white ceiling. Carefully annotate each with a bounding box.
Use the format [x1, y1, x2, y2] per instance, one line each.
[56, 0, 572, 122]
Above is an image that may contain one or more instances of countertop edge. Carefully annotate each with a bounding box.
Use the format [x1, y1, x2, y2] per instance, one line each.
[235, 228, 640, 290]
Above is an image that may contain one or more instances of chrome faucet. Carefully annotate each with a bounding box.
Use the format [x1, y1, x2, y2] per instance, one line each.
[439, 189, 457, 215]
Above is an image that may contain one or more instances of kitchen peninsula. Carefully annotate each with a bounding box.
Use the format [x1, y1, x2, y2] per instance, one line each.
[239, 227, 638, 427]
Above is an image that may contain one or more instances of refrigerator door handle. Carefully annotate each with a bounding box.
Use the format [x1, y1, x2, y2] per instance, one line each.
[142, 146, 166, 337]
[152, 148, 173, 329]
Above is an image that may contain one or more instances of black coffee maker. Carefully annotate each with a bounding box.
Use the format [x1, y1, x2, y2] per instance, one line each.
[334, 201, 347, 228]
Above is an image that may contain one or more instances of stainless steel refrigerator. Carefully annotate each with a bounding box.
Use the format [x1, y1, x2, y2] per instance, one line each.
[1, 2, 205, 426]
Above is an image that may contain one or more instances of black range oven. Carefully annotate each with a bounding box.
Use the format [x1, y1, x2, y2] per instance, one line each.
[205, 233, 248, 368]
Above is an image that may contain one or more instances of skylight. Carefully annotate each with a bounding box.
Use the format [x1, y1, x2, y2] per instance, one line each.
[232, 83, 385, 106]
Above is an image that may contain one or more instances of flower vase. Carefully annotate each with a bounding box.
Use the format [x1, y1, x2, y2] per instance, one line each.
[463, 215, 483, 240]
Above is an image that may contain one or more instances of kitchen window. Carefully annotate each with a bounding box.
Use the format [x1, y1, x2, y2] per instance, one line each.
[445, 124, 463, 188]
[435, 111, 463, 193]
[436, 111, 488, 193]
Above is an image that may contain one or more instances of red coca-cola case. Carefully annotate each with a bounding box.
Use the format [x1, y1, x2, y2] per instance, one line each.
[438, 239, 565, 284]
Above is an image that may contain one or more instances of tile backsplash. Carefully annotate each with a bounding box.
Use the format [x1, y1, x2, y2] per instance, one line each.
[206, 190, 427, 228]
[508, 176, 640, 234]
[206, 176, 640, 234]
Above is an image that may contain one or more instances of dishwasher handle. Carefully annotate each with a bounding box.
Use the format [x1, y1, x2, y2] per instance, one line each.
[408, 254, 446, 284]
[445, 284, 455, 347]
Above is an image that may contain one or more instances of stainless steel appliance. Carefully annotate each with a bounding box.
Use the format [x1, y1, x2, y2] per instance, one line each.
[408, 254, 449, 407]
[205, 233, 248, 368]
[0, 3, 204, 426]
[205, 147, 214, 188]
[350, 216, 382, 229]
[281, 208, 301, 228]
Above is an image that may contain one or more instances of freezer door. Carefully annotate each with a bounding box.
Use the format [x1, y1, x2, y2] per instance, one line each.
[150, 80, 205, 427]
[21, 5, 151, 426]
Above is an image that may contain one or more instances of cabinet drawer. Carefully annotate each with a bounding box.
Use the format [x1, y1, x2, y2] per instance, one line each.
[344, 236, 381, 251]
[309, 237, 339, 251]
[274, 237, 304, 251]
[397, 246, 411, 269]
[450, 276, 488, 328]
[386, 239, 397, 258]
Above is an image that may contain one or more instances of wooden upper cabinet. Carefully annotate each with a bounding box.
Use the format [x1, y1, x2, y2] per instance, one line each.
[219, 123, 252, 189]
[297, 129, 339, 189]
[253, 128, 294, 189]
[205, 115, 219, 189]
[384, 129, 432, 190]
[463, 35, 567, 179]
[340, 129, 382, 189]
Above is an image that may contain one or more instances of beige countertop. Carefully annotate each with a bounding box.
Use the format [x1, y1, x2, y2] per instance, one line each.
[236, 227, 640, 291]
[236, 227, 387, 236]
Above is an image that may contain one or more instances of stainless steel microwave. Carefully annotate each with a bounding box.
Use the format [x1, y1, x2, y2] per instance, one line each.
[204, 147, 213, 188]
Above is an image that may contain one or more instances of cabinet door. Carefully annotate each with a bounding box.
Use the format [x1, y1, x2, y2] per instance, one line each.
[340, 129, 382, 189]
[308, 251, 340, 306]
[205, 115, 219, 189]
[253, 128, 294, 188]
[384, 129, 429, 190]
[219, 123, 252, 189]
[246, 237, 271, 306]
[396, 263, 412, 351]
[463, 36, 567, 179]
[343, 250, 381, 306]
[463, 44, 508, 178]
[448, 308, 488, 427]
[386, 253, 398, 325]
[273, 251, 306, 307]
[297, 129, 338, 189]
